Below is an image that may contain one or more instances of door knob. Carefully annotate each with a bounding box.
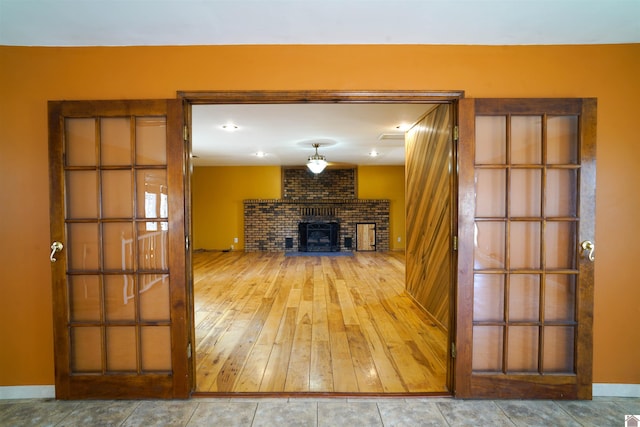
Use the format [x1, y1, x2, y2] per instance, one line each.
[580, 240, 595, 262]
[50, 241, 64, 262]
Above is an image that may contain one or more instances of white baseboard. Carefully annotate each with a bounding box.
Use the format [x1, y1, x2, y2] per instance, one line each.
[593, 383, 640, 398]
[0, 386, 55, 400]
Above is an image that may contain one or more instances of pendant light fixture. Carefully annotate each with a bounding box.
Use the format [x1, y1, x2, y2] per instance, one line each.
[306, 143, 328, 174]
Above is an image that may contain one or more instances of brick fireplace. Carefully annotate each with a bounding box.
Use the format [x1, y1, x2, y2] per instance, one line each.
[244, 168, 390, 252]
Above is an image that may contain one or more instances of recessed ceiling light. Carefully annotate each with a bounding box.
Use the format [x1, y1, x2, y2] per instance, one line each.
[221, 123, 239, 131]
[254, 151, 267, 158]
[369, 150, 379, 157]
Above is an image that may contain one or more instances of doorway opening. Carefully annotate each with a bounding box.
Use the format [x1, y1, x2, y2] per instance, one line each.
[182, 91, 462, 395]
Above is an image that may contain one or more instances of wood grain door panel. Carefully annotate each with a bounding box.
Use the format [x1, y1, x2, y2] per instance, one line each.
[405, 104, 454, 331]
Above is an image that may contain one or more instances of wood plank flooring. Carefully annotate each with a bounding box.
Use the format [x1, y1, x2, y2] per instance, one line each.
[193, 251, 448, 394]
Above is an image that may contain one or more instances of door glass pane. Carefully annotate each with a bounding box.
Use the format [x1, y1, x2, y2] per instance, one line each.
[69, 275, 101, 322]
[138, 223, 168, 271]
[101, 118, 131, 166]
[136, 117, 167, 165]
[510, 169, 541, 217]
[67, 223, 99, 270]
[547, 116, 578, 164]
[476, 116, 506, 164]
[511, 116, 542, 164]
[543, 326, 574, 373]
[544, 275, 576, 322]
[475, 169, 506, 217]
[545, 221, 576, 269]
[106, 326, 137, 371]
[105, 275, 136, 321]
[103, 222, 134, 270]
[141, 326, 172, 371]
[66, 171, 98, 219]
[474, 222, 505, 269]
[140, 274, 170, 321]
[507, 326, 538, 372]
[102, 170, 132, 218]
[65, 118, 96, 167]
[137, 170, 168, 219]
[71, 327, 102, 372]
[509, 274, 540, 322]
[546, 169, 577, 217]
[510, 222, 540, 269]
[473, 274, 504, 322]
[472, 326, 503, 372]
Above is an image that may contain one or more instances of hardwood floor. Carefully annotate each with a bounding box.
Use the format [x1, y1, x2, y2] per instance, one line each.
[193, 251, 449, 394]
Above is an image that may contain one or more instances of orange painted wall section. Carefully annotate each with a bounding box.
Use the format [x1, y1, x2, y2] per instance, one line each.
[1, 44, 639, 386]
[192, 166, 281, 251]
[357, 165, 405, 251]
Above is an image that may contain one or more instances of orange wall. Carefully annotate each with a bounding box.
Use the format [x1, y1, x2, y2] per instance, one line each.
[1, 44, 639, 386]
[192, 166, 281, 250]
[357, 165, 405, 251]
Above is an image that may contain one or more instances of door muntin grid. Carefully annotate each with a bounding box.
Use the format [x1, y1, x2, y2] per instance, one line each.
[64, 116, 172, 374]
[472, 114, 579, 375]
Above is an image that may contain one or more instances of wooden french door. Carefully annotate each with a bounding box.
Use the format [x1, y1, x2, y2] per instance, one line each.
[455, 98, 597, 399]
[48, 100, 191, 399]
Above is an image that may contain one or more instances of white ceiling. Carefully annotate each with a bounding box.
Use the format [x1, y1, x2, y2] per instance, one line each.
[1, 0, 638, 46]
[192, 103, 437, 166]
[3, 0, 638, 167]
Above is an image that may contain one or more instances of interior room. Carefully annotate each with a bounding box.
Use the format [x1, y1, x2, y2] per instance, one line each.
[189, 103, 451, 393]
[1, 1, 639, 412]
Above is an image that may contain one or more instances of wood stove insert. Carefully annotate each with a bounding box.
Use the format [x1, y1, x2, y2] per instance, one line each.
[298, 222, 339, 252]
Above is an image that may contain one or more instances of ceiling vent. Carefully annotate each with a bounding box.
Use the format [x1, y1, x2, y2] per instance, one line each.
[378, 133, 405, 142]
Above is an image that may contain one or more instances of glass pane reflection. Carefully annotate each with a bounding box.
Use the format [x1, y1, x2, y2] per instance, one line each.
[105, 274, 136, 321]
[137, 170, 168, 219]
[103, 222, 134, 270]
[138, 223, 168, 271]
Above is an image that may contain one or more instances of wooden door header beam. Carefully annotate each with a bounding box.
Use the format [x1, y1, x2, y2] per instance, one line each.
[177, 90, 465, 104]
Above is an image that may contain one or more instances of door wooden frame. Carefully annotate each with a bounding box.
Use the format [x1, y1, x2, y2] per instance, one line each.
[179, 90, 464, 396]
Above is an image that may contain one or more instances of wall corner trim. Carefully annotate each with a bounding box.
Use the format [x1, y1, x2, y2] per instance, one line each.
[593, 383, 640, 397]
[0, 386, 55, 400]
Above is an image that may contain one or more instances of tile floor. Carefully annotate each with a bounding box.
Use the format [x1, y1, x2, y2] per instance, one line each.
[1, 396, 639, 426]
